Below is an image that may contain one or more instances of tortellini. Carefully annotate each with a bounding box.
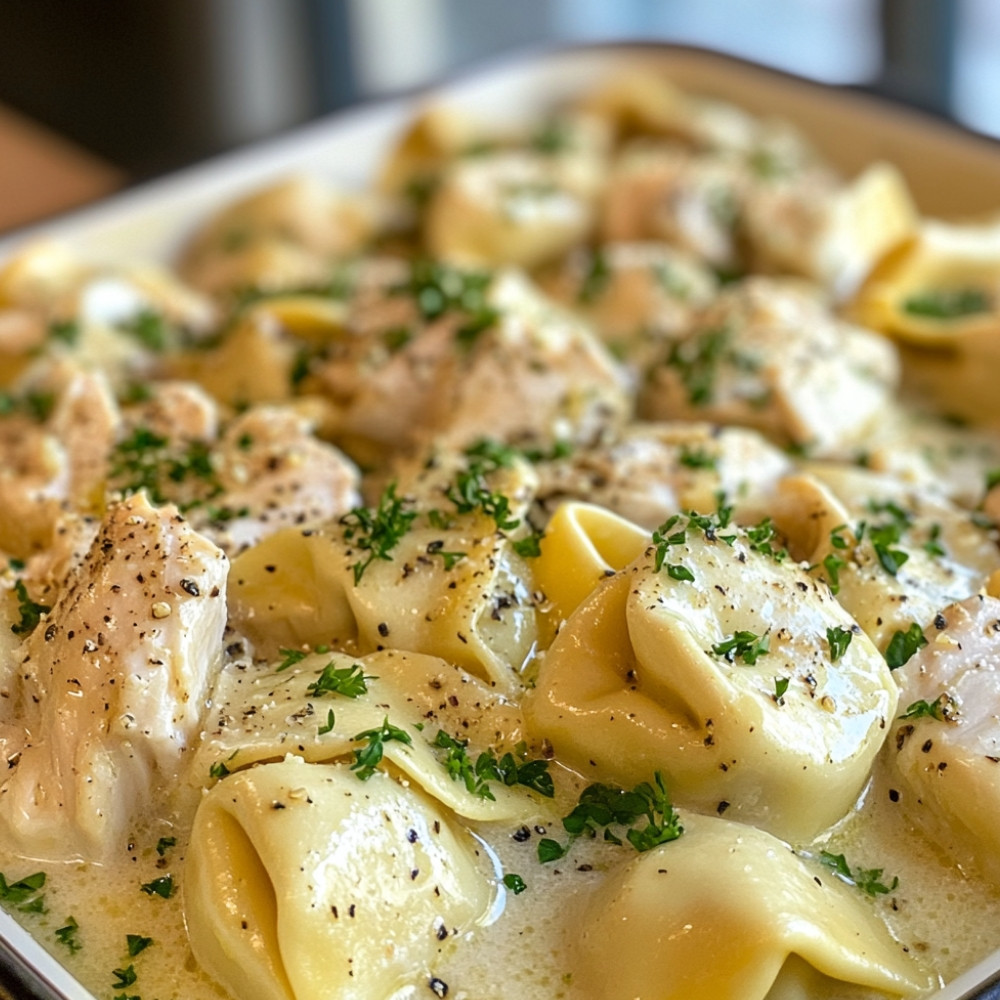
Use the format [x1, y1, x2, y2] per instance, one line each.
[640, 277, 900, 456]
[227, 497, 539, 695]
[573, 813, 932, 1000]
[186, 757, 493, 1000]
[527, 511, 897, 842]
[195, 648, 538, 823]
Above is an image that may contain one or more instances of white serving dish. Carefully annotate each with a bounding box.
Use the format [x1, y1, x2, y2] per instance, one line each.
[2, 41, 1000, 1000]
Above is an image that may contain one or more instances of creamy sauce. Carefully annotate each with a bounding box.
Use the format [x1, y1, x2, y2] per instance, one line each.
[5, 756, 1000, 1000]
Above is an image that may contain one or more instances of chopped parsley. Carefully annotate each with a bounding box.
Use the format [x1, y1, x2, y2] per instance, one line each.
[678, 445, 717, 470]
[10, 580, 51, 636]
[317, 709, 336, 736]
[826, 626, 854, 663]
[48, 318, 80, 346]
[391, 259, 498, 347]
[578, 249, 610, 304]
[155, 837, 176, 857]
[884, 622, 928, 670]
[822, 553, 847, 595]
[861, 500, 912, 577]
[745, 517, 787, 562]
[712, 630, 770, 666]
[900, 693, 957, 722]
[819, 850, 899, 897]
[502, 872, 527, 894]
[773, 676, 790, 704]
[433, 731, 554, 800]
[538, 772, 683, 862]
[111, 965, 138, 989]
[208, 761, 231, 780]
[306, 661, 372, 699]
[119, 309, 170, 352]
[351, 717, 413, 780]
[665, 564, 695, 582]
[140, 876, 174, 899]
[922, 522, 945, 557]
[340, 483, 417, 584]
[665, 325, 730, 406]
[426, 539, 467, 569]
[126, 934, 153, 957]
[530, 118, 572, 155]
[902, 288, 991, 320]
[107, 426, 224, 509]
[55, 916, 81, 954]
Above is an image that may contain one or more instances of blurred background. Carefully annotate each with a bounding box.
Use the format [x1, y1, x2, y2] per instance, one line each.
[0, 0, 994, 232]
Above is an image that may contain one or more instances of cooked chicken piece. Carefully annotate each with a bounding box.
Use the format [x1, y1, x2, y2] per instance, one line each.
[0, 493, 228, 861]
[122, 379, 220, 443]
[48, 369, 121, 510]
[641, 276, 899, 457]
[542, 241, 716, 377]
[317, 266, 630, 464]
[601, 142, 748, 271]
[191, 405, 361, 556]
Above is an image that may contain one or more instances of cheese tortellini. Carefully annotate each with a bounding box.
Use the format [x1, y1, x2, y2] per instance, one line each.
[186, 758, 493, 1000]
[527, 511, 897, 842]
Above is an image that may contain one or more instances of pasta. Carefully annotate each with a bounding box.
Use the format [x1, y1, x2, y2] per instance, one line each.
[3, 61, 1000, 1000]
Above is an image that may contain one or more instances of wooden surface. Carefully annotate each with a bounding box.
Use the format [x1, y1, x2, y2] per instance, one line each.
[0, 102, 124, 234]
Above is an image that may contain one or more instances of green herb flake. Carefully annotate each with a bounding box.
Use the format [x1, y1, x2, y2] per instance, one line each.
[10, 580, 51, 637]
[126, 933, 153, 957]
[111, 965, 138, 989]
[900, 693, 958, 722]
[155, 837, 176, 857]
[578, 249, 610, 305]
[922, 523, 945, 558]
[511, 532, 544, 559]
[120, 310, 170, 352]
[537, 838, 568, 863]
[317, 709, 336, 736]
[665, 325, 729, 406]
[306, 661, 372, 699]
[819, 850, 899, 897]
[426, 539, 468, 569]
[902, 288, 991, 321]
[745, 517, 788, 562]
[55, 916, 82, 953]
[351, 717, 413, 781]
[0, 870, 45, 905]
[885, 622, 928, 670]
[208, 760, 230, 780]
[391, 260, 498, 347]
[340, 483, 417, 584]
[140, 876, 174, 899]
[433, 730, 554, 801]
[826, 626, 854, 663]
[773, 676, 791, 704]
[712, 630, 770, 666]
[678, 445, 717, 470]
[276, 648, 308, 672]
[502, 872, 527, 894]
[542, 772, 683, 862]
[48, 318, 80, 346]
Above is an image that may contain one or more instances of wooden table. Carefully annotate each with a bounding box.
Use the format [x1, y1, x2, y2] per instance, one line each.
[0, 102, 124, 235]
